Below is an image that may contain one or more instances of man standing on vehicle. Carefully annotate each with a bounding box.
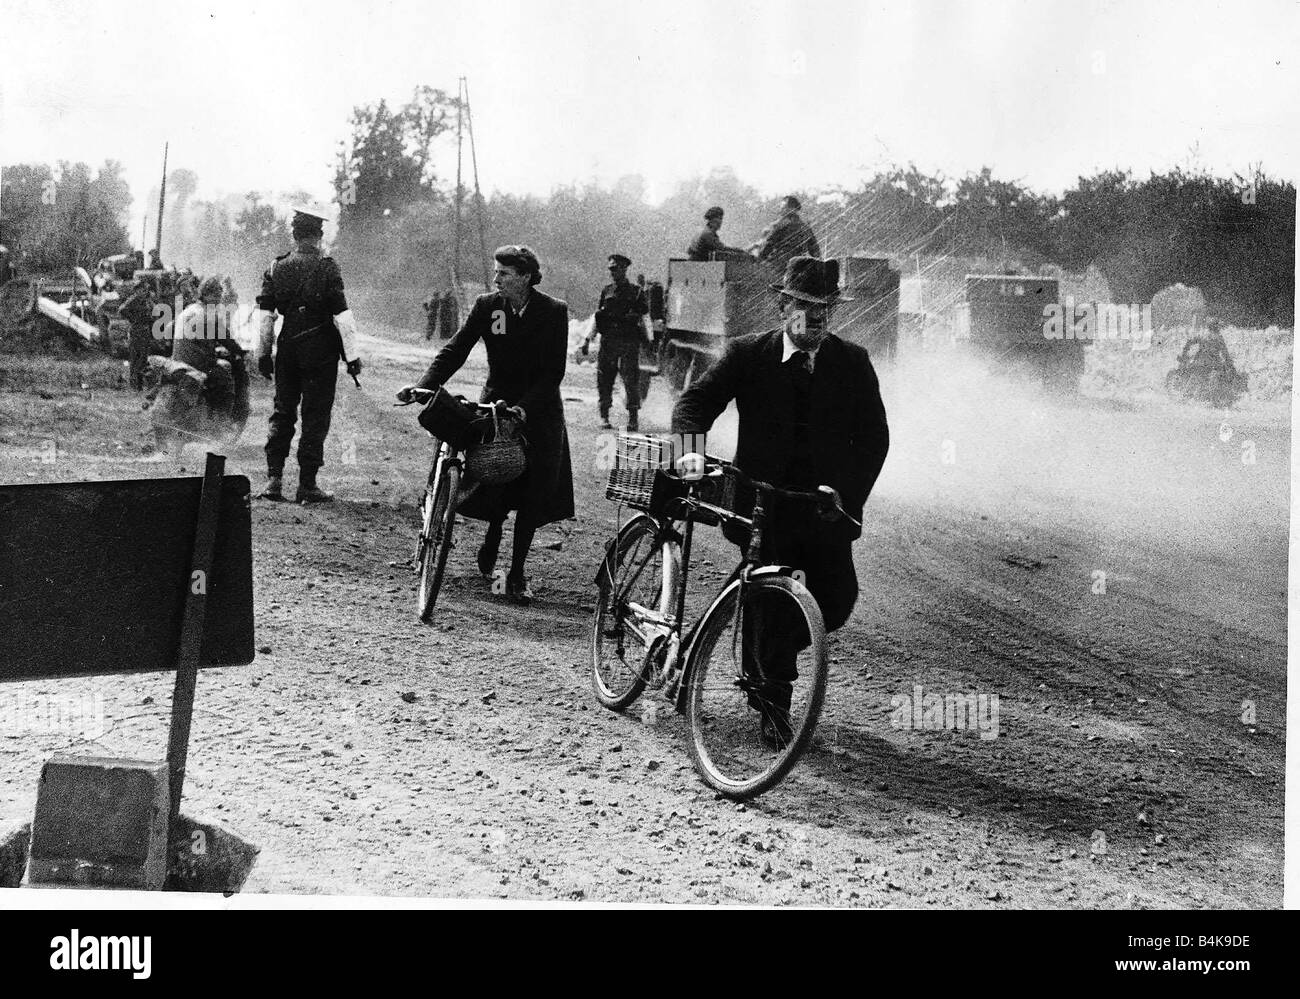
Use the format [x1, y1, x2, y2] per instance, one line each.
[590, 253, 649, 431]
[255, 204, 363, 503]
[672, 256, 889, 746]
[755, 196, 821, 276]
[687, 206, 747, 261]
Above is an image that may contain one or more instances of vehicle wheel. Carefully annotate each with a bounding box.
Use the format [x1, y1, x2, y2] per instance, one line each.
[591, 514, 680, 710]
[685, 574, 828, 800]
[417, 461, 458, 621]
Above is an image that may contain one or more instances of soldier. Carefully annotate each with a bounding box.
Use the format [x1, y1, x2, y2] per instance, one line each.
[755, 196, 821, 276]
[255, 204, 363, 503]
[588, 253, 649, 431]
[687, 206, 746, 261]
[440, 290, 459, 339]
[118, 273, 159, 390]
[422, 292, 440, 341]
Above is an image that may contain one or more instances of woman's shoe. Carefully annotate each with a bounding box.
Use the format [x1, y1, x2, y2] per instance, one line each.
[505, 574, 533, 605]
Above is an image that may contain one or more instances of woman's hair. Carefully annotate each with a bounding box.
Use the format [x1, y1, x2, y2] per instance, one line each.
[493, 245, 542, 286]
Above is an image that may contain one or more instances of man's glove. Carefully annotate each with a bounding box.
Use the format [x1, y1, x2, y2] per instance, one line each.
[580, 342, 589, 357]
[346, 358, 363, 378]
[258, 355, 274, 380]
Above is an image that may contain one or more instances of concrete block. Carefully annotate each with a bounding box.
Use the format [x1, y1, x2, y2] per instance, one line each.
[0, 820, 31, 889]
[27, 755, 170, 890]
[167, 814, 260, 893]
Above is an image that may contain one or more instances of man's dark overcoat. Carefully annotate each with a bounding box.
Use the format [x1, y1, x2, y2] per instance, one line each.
[671, 328, 889, 629]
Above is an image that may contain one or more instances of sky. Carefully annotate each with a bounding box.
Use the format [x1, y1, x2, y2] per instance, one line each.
[1, 0, 1297, 241]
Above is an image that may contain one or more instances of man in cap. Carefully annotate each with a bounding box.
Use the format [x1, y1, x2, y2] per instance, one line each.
[587, 252, 649, 431]
[687, 207, 747, 262]
[672, 256, 889, 747]
[255, 204, 363, 503]
[755, 196, 821, 277]
[118, 273, 159, 390]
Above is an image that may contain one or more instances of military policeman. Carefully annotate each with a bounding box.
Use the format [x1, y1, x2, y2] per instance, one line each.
[588, 253, 649, 431]
[255, 204, 363, 503]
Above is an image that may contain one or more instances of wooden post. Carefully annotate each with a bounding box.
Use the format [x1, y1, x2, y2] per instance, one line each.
[166, 451, 224, 826]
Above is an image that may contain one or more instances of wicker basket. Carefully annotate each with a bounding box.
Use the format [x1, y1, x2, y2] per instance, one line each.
[465, 407, 526, 485]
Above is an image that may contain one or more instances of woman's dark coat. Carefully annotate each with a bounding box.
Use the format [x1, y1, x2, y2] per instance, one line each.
[416, 289, 576, 526]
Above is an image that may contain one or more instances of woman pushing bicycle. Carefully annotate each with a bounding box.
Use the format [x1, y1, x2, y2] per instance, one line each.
[397, 245, 575, 604]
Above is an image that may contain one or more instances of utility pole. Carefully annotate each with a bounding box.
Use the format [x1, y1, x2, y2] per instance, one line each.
[462, 77, 491, 289]
[155, 143, 168, 259]
[453, 81, 464, 290]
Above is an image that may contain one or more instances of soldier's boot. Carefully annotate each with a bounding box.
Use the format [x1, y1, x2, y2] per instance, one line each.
[627, 410, 639, 433]
[258, 468, 286, 501]
[295, 468, 334, 504]
[599, 408, 613, 430]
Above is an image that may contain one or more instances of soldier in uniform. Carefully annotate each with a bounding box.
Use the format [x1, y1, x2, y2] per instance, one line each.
[588, 253, 649, 431]
[118, 273, 159, 390]
[687, 206, 746, 261]
[255, 205, 363, 503]
[755, 196, 821, 277]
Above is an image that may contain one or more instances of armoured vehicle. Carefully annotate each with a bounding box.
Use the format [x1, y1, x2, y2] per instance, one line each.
[964, 274, 1083, 392]
[655, 254, 900, 394]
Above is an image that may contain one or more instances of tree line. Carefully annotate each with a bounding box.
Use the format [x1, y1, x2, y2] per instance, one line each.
[3, 86, 1294, 329]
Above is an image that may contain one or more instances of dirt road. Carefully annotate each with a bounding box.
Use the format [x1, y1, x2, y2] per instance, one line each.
[0, 329, 1287, 906]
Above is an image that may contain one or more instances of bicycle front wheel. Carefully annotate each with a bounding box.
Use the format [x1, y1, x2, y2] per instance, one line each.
[685, 573, 828, 800]
[417, 461, 458, 621]
[591, 514, 681, 710]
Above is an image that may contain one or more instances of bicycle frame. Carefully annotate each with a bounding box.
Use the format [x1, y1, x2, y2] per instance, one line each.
[599, 466, 803, 713]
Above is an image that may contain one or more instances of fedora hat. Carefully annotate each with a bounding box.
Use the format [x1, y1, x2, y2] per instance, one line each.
[770, 256, 851, 304]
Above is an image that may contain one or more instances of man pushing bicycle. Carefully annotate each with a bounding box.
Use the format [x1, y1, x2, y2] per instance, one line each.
[671, 256, 890, 746]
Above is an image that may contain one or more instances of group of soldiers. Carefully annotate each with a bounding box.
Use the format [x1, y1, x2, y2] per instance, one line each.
[422, 290, 460, 341]
[581, 196, 823, 429]
[117, 266, 240, 390]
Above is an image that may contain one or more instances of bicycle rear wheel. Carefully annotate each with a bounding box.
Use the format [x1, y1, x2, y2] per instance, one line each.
[685, 574, 828, 799]
[417, 460, 458, 621]
[591, 514, 681, 710]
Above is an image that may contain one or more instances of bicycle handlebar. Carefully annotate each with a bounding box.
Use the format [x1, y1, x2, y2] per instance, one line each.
[676, 456, 861, 529]
[393, 388, 504, 417]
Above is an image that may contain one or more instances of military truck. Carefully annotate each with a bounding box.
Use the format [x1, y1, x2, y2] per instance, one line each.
[963, 274, 1083, 393]
[654, 253, 900, 394]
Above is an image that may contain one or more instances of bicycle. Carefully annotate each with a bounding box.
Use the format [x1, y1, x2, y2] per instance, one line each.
[397, 388, 515, 620]
[591, 434, 859, 799]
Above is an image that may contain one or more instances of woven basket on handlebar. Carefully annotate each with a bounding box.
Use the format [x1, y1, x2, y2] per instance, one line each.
[465, 407, 527, 485]
[604, 433, 736, 521]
